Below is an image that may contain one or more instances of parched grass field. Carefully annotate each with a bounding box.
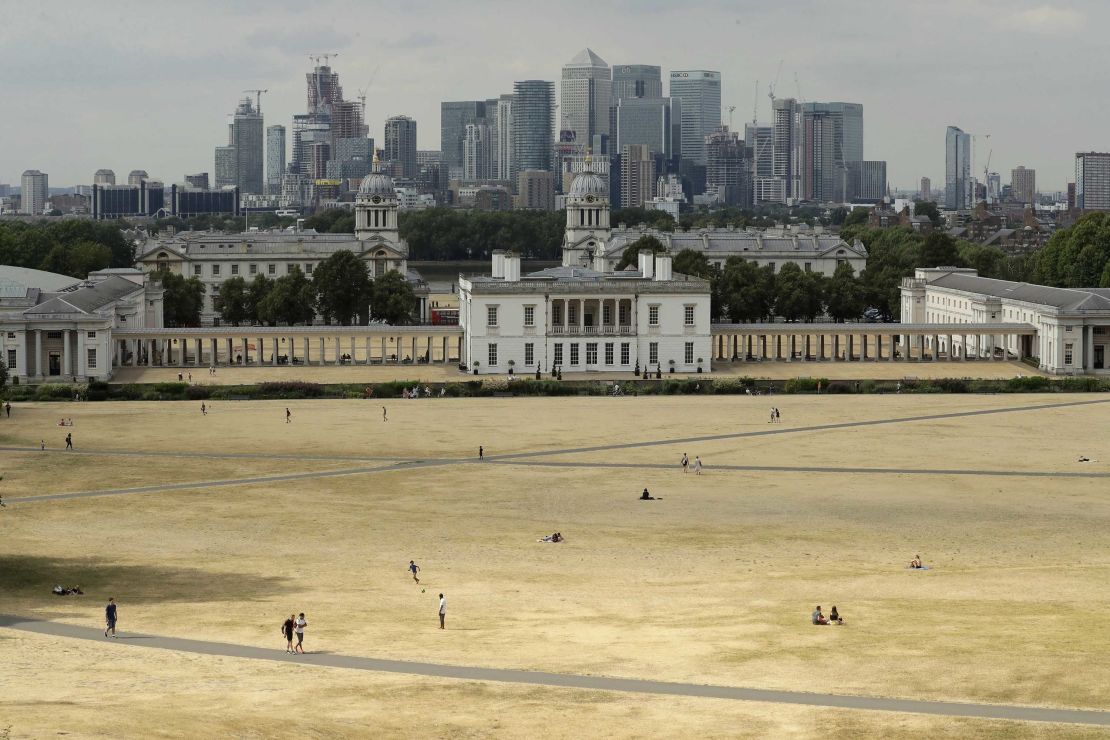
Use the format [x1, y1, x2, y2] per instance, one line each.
[2, 394, 1109, 738]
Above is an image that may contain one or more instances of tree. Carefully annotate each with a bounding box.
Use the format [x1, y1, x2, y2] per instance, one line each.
[0, 360, 8, 389]
[156, 269, 205, 327]
[919, 231, 964, 268]
[215, 277, 250, 326]
[824, 262, 865, 322]
[774, 263, 824, 322]
[672, 249, 712, 278]
[718, 258, 775, 322]
[246, 274, 274, 324]
[257, 268, 315, 326]
[957, 242, 1005, 278]
[370, 269, 417, 325]
[1031, 212, 1110, 288]
[843, 207, 870, 228]
[615, 235, 666, 270]
[313, 250, 372, 325]
[611, 207, 677, 232]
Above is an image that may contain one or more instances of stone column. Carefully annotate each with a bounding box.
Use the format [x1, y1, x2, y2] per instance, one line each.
[61, 330, 72, 378]
[319, 337, 325, 365]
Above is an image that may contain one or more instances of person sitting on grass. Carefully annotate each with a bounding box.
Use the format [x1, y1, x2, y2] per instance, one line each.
[910, 554, 923, 569]
[829, 606, 843, 624]
[812, 606, 828, 625]
[640, 488, 655, 500]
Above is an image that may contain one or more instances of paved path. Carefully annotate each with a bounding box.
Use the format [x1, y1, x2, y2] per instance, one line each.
[1, 615, 1105, 727]
[0, 445, 424, 464]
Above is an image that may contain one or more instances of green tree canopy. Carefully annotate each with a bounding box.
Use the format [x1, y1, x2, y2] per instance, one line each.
[215, 276, 250, 326]
[246, 274, 274, 324]
[1031, 212, 1110, 288]
[843, 207, 870, 228]
[615, 235, 666, 270]
[913, 201, 942, 225]
[258, 268, 315, 326]
[774, 263, 825, 322]
[0, 220, 133, 277]
[399, 208, 565, 261]
[156, 269, 205, 327]
[824, 262, 865, 322]
[370, 269, 417, 325]
[313, 250, 372, 325]
[718, 258, 775, 322]
[303, 208, 355, 234]
[671, 249, 713, 278]
[611, 207, 677, 232]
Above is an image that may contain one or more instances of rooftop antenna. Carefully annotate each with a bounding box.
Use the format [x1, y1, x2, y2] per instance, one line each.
[752, 79, 759, 126]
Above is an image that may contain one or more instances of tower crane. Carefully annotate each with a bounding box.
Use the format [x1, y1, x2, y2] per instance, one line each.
[307, 52, 339, 68]
[767, 59, 784, 107]
[357, 65, 380, 118]
[243, 89, 268, 114]
[727, 105, 736, 130]
[752, 79, 759, 126]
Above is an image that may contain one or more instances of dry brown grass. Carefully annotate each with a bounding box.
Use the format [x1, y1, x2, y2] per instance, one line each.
[1, 395, 1108, 737]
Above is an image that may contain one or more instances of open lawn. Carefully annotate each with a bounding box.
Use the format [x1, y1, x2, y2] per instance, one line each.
[1, 395, 1108, 738]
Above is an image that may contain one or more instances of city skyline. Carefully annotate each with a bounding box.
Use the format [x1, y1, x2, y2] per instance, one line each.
[1, 1, 1104, 191]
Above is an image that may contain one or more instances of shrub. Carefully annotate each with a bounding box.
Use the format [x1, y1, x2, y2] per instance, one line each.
[153, 382, 188, 397]
[1006, 376, 1051, 392]
[930, 378, 970, 393]
[35, 384, 74, 400]
[783, 377, 825, 394]
[185, 385, 212, 400]
[257, 381, 325, 398]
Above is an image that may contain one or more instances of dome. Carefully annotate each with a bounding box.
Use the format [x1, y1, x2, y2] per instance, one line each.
[568, 171, 607, 198]
[358, 172, 396, 197]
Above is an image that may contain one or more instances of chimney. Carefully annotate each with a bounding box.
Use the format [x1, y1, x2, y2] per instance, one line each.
[504, 252, 521, 282]
[638, 249, 655, 279]
[491, 250, 506, 279]
[654, 254, 672, 281]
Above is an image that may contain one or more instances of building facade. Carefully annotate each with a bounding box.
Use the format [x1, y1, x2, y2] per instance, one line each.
[612, 64, 662, 101]
[668, 70, 721, 166]
[512, 80, 555, 175]
[705, 126, 750, 206]
[384, 115, 418, 179]
[560, 49, 611, 151]
[920, 176, 931, 201]
[1011, 166, 1035, 204]
[620, 144, 656, 209]
[266, 125, 286, 196]
[20, 170, 48, 215]
[945, 125, 971, 210]
[516, 170, 555, 210]
[1075, 153, 1110, 211]
[902, 267, 1110, 374]
[0, 266, 164, 383]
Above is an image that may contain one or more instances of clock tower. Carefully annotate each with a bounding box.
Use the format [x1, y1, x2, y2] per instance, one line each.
[562, 157, 611, 269]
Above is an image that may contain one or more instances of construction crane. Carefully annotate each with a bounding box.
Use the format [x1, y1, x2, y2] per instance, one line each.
[307, 52, 339, 68]
[727, 105, 736, 130]
[767, 59, 784, 107]
[752, 79, 759, 126]
[794, 72, 805, 105]
[357, 66, 380, 118]
[243, 89, 268, 114]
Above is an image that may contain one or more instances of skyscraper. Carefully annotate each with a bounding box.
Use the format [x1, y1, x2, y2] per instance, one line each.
[746, 123, 778, 204]
[920, 176, 932, 201]
[945, 126, 971, 210]
[612, 64, 662, 101]
[495, 94, 514, 182]
[1011, 166, 1036, 204]
[440, 101, 487, 177]
[561, 49, 611, 151]
[1075, 153, 1110, 211]
[384, 115, 418, 179]
[772, 97, 798, 199]
[705, 126, 750, 206]
[855, 161, 887, 203]
[513, 80, 555, 174]
[463, 122, 492, 181]
[266, 125, 286, 195]
[93, 169, 116, 186]
[801, 107, 836, 202]
[214, 146, 236, 188]
[668, 70, 721, 166]
[20, 170, 48, 215]
[614, 97, 674, 160]
[127, 170, 148, 187]
[232, 97, 264, 194]
[620, 144, 656, 208]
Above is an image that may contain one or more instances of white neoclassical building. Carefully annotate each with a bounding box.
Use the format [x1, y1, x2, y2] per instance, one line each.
[459, 171, 712, 375]
[0, 266, 164, 383]
[901, 267, 1110, 374]
[136, 168, 428, 324]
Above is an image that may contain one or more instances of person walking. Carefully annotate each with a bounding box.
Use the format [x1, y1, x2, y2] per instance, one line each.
[294, 613, 307, 653]
[65, 432, 73, 450]
[774, 407, 781, 422]
[104, 597, 118, 638]
[681, 453, 689, 473]
[282, 614, 296, 653]
[201, 402, 207, 416]
[693, 456, 703, 475]
[5, 402, 10, 418]
[479, 446, 484, 460]
[285, 407, 292, 424]
[40, 440, 45, 451]
[409, 560, 421, 584]
[438, 593, 446, 629]
[382, 406, 388, 422]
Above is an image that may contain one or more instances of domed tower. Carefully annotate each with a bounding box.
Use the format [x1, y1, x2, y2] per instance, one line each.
[562, 157, 611, 269]
[354, 156, 408, 277]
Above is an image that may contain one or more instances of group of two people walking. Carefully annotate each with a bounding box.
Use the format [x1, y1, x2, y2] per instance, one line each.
[282, 613, 308, 653]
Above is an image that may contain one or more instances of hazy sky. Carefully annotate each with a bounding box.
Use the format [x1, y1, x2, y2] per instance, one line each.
[1, 0, 1104, 191]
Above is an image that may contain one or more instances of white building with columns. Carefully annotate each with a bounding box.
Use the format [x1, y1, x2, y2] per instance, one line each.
[0, 266, 164, 383]
[901, 267, 1110, 374]
[136, 168, 428, 324]
[459, 170, 712, 375]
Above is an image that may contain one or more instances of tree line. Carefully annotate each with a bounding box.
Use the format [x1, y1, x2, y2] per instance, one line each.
[157, 250, 417, 327]
[0, 220, 134, 277]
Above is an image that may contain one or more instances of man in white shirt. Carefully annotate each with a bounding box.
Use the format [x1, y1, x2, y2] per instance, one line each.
[438, 593, 446, 629]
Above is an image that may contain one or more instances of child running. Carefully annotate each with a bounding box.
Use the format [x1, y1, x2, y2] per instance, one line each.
[409, 560, 421, 584]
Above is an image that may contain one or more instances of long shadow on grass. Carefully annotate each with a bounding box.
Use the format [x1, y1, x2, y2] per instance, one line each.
[0, 555, 288, 608]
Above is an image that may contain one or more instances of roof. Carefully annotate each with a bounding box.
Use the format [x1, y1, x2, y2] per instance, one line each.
[138, 232, 406, 259]
[568, 171, 608, 197]
[568, 48, 607, 66]
[928, 272, 1110, 312]
[606, 228, 865, 259]
[0, 265, 79, 297]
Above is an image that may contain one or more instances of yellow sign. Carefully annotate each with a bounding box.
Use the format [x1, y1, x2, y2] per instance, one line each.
[314, 179, 342, 186]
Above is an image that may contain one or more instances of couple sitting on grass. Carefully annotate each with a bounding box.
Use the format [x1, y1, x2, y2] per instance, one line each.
[539, 532, 563, 543]
[812, 605, 843, 625]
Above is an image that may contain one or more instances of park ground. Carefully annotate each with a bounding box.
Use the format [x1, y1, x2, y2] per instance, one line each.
[1, 394, 1108, 738]
[107, 358, 1040, 386]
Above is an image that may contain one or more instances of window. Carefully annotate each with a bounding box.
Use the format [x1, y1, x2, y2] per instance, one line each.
[525, 343, 534, 366]
[1065, 343, 1073, 365]
[212, 264, 221, 276]
[619, 303, 630, 324]
[7, 349, 15, 368]
[87, 348, 97, 369]
[649, 342, 659, 365]
[193, 265, 202, 276]
[570, 344, 580, 365]
[286, 264, 295, 274]
[685, 342, 694, 364]
[768, 262, 776, 272]
[47, 331, 62, 339]
[6, 332, 13, 338]
[488, 343, 498, 366]
[648, 305, 659, 326]
[268, 264, 276, 275]
[231, 264, 239, 275]
[586, 343, 598, 364]
[87, 331, 96, 339]
[603, 304, 612, 325]
[523, 305, 535, 327]
[804, 262, 812, 272]
[249, 264, 257, 275]
[305, 263, 313, 274]
[604, 342, 614, 365]
[684, 305, 695, 326]
[620, 343, 630, 365]
[568, 303, 578, 325]
[554, 343, 563, 367]
[552, 303, 563, 325]
[1065, 326, 1074, 332]
[487, 305, 499, 327]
